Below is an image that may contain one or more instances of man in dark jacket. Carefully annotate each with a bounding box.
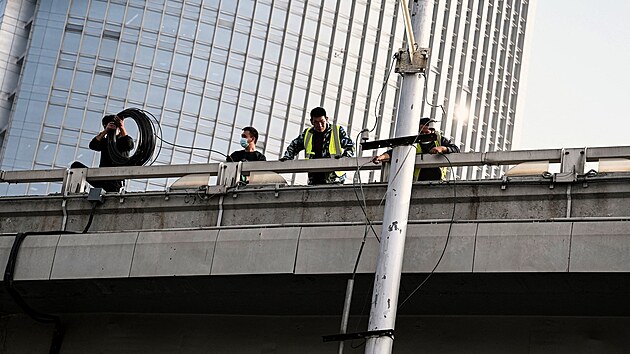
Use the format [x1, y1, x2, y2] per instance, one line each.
[71, 115, 134, 192]
[372, 117, 459, 181]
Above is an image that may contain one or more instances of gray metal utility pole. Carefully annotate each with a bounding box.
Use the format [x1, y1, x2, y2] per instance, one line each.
[364, 0, 433, 353]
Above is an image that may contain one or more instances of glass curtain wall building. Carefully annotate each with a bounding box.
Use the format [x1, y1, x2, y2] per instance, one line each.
[0, 0, 534, 195]
[426, 0, 536, 179]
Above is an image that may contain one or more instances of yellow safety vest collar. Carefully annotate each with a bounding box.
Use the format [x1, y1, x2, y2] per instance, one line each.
[303, 124, 342, 159]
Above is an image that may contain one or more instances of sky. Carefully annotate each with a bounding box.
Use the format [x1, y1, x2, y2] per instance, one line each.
[515, 0, 630, 150]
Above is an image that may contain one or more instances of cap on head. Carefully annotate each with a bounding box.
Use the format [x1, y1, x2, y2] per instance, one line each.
[102, 115, 116, 128]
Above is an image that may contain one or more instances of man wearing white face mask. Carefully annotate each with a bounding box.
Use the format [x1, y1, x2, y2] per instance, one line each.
[227, 126, 266, 162]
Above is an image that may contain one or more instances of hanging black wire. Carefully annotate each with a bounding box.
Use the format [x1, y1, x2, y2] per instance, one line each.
[398, 153, 457, 310]
[4, 231, 74, 354]
[3, 193, 102, 353]
[106, 108, 157, 166]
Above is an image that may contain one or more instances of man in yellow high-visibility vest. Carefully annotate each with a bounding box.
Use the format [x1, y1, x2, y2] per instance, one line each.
[372, 117, 460, 181]
[280, 107, 355, 185]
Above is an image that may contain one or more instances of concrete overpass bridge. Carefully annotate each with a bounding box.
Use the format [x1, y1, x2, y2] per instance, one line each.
[2, 147, 630, 353]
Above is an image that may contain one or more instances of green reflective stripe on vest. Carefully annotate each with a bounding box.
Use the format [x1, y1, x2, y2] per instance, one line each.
[413, 133, 447, 181]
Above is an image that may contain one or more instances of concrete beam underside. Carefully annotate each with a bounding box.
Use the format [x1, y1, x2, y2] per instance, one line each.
[3, 313, 630, 353]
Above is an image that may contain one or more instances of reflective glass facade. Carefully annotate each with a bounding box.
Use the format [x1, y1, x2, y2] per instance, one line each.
[0, 0, 534, 195]
[425, 0, 535, 179]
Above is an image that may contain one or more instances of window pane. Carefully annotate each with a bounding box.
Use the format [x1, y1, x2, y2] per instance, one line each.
[107, 3, 125, 23]
[128, 81, 147, 102]
[73, 71, 92, 92]
[172, 52, 190, 75]
[190, 57, 208, 79]
[165, 90, 184, 110]
[179, 18, 197, 40]
[88, 0, 106, 20]
[92, 73, 110, 95]
[147, 85, 166, 106]
[80, 35, 99, 56]
[144, 10, 162, 32]
[154, 49, 173, 70]
[224, 66, 242, 87]
[99, 38, 118, 60]
[62, 31, 81, 52]
[161, 14, 179, 35]
[54, 68, 73, 89]
[208, 62, 225, 83]
[136, 45, 155, 67]
[56, 144, 76, 167]
[183, 94, 201, 115]
[118, 42, 136, 62]
[45, 105, 65, 125]
[214, 27, 232, 48]
[125, 7, 144, 28]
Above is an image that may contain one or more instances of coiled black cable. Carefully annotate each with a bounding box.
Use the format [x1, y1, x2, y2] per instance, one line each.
[107, 108, 157, 166]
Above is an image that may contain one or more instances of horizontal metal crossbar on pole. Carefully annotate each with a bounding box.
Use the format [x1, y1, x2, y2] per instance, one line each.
[360, 133, 437, 150]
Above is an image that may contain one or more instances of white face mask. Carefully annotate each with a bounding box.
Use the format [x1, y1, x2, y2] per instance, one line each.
[240, 138, 249, 148]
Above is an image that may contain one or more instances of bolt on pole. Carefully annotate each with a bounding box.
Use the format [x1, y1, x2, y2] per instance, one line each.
[364, 0, 434, 353]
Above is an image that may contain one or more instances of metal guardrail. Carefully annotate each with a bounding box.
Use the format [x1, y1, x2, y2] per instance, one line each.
[1, 146, 630, 194]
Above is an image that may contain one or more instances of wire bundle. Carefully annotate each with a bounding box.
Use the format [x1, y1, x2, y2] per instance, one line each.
[107, 108, 158, 166]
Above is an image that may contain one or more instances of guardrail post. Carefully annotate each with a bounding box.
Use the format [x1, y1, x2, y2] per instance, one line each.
[217, 162, 242, 188]
[63, 168, 89, 194]
[557, 148, 586, 182]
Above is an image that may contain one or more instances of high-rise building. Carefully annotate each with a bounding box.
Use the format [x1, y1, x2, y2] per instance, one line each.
[0, 0, 535, 195]
[425, 0, 536, 179]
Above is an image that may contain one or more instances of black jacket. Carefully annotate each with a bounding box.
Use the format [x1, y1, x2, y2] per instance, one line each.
[89, 135, 134, 167]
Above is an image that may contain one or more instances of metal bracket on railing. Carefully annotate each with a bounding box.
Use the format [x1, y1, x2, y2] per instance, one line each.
[555, 148, 586, 183]
[217, 161, 242, 189]
[0, 170, 5, 182]
[63, 168, 89, 194]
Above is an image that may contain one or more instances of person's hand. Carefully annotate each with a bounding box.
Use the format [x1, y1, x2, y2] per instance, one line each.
[115, 116, 128, 136]
[96, 130, 108, 140]
[372, 153, 390, 164]
[114, 116, 125, 129]
[430, 146, 448, 154]
[105, 122, 117, 132]
[279, 157, 289, 162]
